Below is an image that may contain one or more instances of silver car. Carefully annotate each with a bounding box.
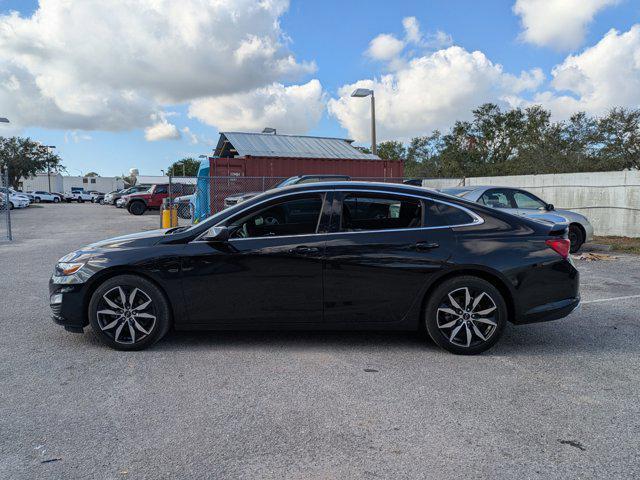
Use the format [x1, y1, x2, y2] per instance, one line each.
[440, 186, 593, 253]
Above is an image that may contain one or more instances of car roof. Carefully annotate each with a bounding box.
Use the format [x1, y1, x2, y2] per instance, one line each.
[441, 185, 527, 192]
[275, 180, 452, 201]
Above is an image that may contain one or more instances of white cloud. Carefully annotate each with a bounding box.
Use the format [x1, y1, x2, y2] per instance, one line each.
[366, 17, 452, 64]
[144, 114, 181, 141]
[403, 17, 422, 44]
[513, 0, 620, 51]
[367, 34, 405, 61]
[531, 25, 640, 117]
[188, 79, 324, 135]
[64, 131, 93, 144]
[0, 0, 316, 133]
[328, 46, 544, 142]
[180, 126, 213, 145]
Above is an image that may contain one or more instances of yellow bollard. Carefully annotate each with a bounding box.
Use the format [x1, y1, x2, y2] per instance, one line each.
[162, 207, 178, 228]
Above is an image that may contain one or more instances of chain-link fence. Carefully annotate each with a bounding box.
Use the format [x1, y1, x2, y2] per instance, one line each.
[0, 169, 12, 241]
[162, 175, 423, 226]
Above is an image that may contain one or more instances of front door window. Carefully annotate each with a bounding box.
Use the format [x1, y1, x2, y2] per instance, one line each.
[229, 194, 324, 238]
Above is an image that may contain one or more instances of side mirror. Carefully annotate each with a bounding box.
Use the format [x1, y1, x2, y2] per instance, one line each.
[546, 203, 555, 211]
[202, 226, 230, 242]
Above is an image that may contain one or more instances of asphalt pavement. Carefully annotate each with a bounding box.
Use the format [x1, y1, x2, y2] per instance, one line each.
[1, 203, 639, 479]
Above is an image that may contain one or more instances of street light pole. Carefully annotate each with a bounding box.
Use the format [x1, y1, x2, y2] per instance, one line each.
[370, 92, 376, 156]
[350, 88, 377, 155]
[45, 146, 56, 193]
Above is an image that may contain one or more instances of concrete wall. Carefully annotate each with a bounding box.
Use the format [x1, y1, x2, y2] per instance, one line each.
[423, 170, 640, 237]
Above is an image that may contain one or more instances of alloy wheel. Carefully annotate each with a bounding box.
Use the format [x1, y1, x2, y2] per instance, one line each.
[95, 285, 156, 345]
[436, 287, 498, 348]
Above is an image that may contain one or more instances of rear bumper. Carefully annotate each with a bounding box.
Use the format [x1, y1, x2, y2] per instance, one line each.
[518, 296, 580, 324]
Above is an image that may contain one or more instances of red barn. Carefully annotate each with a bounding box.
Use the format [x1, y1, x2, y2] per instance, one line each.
[207, 131, 404, 211]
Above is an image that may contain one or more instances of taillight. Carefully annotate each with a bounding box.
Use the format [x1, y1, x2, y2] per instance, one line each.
[546, 238, 570, 259]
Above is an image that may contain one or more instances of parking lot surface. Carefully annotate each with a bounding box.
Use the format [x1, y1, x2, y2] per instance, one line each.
[1, 203, 639, 479]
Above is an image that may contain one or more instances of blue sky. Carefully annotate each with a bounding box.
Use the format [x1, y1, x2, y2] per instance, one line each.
[1, 0, 639, 177]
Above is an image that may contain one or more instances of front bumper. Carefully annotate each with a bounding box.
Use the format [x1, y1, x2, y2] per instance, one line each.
[49, 279, 90, 332]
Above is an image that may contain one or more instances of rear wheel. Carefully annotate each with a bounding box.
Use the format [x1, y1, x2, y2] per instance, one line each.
[424, 276, 507, 355]
[128, 201, 146, 215]
[568, 224, 584, 253]
[88, 274, 171, 350]
[53, 197, 60, 203]
[9, 202, 14, 210]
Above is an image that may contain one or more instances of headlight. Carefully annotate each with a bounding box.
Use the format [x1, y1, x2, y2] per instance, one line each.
[56, 262, 86, 276]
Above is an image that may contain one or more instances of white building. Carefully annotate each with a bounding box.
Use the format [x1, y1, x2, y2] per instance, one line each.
[19, 174, 124, 193]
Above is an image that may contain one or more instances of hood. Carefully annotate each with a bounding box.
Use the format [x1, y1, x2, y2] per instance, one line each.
[85, 228, 170, 250]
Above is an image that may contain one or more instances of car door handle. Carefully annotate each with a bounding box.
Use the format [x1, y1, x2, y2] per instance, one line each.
[412, 241, 439, 251]
[289, 246, 320, 254]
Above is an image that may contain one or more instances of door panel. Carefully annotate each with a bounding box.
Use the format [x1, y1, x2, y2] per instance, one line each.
[179, 192, 331, 326]
[323, 191, 454, 326]
[180, 235, 325, 325]
[323, 229, 453, 325]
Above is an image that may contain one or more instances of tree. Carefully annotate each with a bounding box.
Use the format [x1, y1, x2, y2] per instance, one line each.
[405, 132, 444, 177]
[85, 171, 100, 177]
[0, 136, 64, 188]
[167, 157, 200, 177]
[376, 141, 406, 161]
[597, 108, 640, 171]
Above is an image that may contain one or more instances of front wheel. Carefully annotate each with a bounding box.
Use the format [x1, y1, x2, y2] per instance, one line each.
[88, 274, 171, 350]
[9, 202, 14, 210]
[35, 197, 41, 203]
[424, 276, 507, 355]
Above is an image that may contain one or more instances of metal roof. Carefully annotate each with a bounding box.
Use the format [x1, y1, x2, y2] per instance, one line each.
[215, 132, 380, 160]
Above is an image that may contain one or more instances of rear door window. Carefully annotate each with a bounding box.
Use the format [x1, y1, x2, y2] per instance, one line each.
[340, 194, 422, 232]
[479, 190, 513, 208]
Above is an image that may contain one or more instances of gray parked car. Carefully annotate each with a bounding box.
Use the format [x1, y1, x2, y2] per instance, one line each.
[440, 186, 593, 253]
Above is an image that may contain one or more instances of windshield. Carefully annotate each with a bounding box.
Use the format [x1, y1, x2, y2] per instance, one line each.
[274, 176, 300, 188]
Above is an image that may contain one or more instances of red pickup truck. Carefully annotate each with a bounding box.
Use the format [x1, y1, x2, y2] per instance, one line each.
[123, 184, 194, 215]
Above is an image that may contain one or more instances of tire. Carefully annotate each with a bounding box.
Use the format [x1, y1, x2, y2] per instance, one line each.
[9, 202, 14, 210]
[78, 198, 84, 203]
[568, 224, 584, 253]
[424, 276, 507, 355]
[128, 201, 146, 215]
[88, 274, 171, 351]
[53, 197, 60, 203]
[35, 197, 41, 203]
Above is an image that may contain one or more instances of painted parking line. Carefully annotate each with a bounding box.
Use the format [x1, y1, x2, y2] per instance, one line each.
[581, 294, 640, 305]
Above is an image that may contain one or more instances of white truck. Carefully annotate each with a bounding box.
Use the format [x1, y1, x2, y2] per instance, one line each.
[64, 187, 93, 203]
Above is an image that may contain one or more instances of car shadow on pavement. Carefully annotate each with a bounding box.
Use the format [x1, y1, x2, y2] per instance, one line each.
[153, 329, 433, 353]
[143, 310, 640, 356]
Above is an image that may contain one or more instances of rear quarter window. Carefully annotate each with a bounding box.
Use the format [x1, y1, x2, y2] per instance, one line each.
[426, 201, 475, 227]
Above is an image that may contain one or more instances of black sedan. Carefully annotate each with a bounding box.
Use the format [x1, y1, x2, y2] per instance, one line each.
[50, 182, 579, 355]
